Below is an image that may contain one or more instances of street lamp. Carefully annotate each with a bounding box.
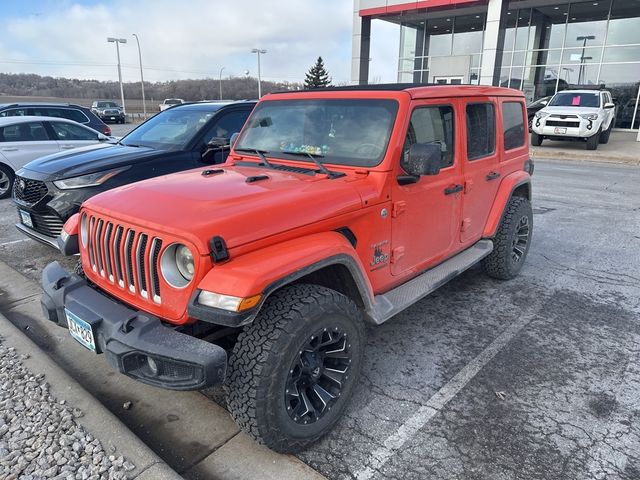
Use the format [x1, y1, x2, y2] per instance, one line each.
[576, 35, 595, 85]
[251, 48, 267, 97]
[132, 34, 146, 117]
[219, 67, 225, 100]
[107, 37, 127, 115]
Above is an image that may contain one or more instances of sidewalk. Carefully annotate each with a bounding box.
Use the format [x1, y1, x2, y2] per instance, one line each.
[530, 131, 639, 165]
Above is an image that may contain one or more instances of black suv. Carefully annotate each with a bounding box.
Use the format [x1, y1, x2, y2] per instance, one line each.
[91, 101, 126, 124]
[13, 101, 255, 248]
[0, 103, 111, 136]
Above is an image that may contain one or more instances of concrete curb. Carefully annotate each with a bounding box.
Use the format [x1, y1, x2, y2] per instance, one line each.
[531, 150, 640, 166]
[0, 312, 184, 480]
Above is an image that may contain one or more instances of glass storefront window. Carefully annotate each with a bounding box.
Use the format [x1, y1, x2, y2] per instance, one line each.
[400, 24, 420, 59]
[561, 47, 603, 65]
[426, 16, 452, 57]
[452, 14, 485, 55]
[533, 5, 569, 49]
[514, 9, 532, 51]
[564, 1, 610, 49]
[608, 0, 640, 45]
[603, 46, 640, 63]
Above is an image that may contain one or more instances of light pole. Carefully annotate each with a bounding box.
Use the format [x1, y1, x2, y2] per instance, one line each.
[251, 48, 267, 97]
[107, 37, 127, 115]
[219, 67, 225, 100]
[132, 33, 146, 117]
[576, 35, 595, 85]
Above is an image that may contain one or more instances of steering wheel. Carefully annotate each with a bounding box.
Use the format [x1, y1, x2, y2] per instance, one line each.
[355, 143, 384, 156]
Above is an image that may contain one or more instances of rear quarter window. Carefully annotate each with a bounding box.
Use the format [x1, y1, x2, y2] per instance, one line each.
[502, 102, 525, 150]
[466, 103, 496, 160]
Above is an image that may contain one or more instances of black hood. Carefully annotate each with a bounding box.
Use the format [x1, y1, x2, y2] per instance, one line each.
[21, 143, 176, 179]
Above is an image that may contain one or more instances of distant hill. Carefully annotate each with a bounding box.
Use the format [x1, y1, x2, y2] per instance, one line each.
[0, 72, 302, 104]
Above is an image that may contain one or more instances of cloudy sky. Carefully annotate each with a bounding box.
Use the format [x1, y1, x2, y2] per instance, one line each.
[0, 0, 399, 84]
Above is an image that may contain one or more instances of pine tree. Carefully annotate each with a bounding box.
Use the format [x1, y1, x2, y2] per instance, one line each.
[304, 57, 332, 89]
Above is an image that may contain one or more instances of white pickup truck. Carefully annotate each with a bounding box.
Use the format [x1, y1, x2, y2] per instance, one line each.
[158, 98, 185, 111]
[531, 89, 616, 150]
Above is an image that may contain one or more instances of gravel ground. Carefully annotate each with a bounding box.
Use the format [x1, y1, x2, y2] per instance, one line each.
[0, 337, 135, 480]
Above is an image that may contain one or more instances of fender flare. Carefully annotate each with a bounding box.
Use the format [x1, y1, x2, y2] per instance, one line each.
[483, 171, 531, 238]
[188, 231, 375, 327]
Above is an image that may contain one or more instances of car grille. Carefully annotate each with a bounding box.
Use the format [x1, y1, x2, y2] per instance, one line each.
[30, 212, 65, 238]
[103, 109, 120, 115]
[85, 214, 163, 304]
[546, 120, 580, 128]
[13, 177, 48, 206]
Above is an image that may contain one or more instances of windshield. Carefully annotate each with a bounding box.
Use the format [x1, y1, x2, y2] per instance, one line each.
[549, 92, 600, 108]
[98, 102, 118, 108]
[165, 99, 182, 105]
[234, 99, 398, 167]
[120, 107, 217, 150]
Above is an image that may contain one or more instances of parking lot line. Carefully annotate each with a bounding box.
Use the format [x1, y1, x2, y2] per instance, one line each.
[0, 238, 29, 247]
[354, 307, 542, 480]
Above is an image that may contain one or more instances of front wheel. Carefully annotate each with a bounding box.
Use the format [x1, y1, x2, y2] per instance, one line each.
[483, 196, 533, 280]
[225, 284, 365, 453]
[599, 122, 612, 144]
[530, 132, 543, 146]
[586, 130, 600, 150]
[0, 164, 15, 199]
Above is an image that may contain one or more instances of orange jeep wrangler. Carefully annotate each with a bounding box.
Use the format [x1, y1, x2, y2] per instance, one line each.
[42, 84, 533, 452]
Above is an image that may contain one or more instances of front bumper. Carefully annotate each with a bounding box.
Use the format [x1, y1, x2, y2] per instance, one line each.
[41, 261, 227, 390]
[532, 118, 602, 138]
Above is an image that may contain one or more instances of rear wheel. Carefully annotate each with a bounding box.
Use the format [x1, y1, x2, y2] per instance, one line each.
[483, 196, 533, 280]
[0, 164, 15, 199]
[531, 132, 543, 146]
[586, 130, 600, 150]
[225, 284, 365, 453]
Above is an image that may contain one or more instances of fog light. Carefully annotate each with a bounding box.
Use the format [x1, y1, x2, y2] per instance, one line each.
[147, 356, 159, 376]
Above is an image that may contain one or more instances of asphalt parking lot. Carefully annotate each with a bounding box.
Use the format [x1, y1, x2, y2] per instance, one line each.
[0, 158, 639, 479]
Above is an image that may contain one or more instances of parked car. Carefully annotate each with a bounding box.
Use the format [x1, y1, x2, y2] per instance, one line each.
[0, 103, 111, 136]
[159, 98, 185, 111]
[526, 96, 551, 130]
[0, 116, 111, 199]
[91, 101, 126, 124]
[13, 101, 255, 247]
[531, 88, 616, 150]
[43, 84, 533, 452]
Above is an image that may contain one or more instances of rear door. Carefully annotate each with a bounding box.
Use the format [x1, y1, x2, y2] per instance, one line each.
[390, 100, 464, 275]
[460, 99, 500, 244]
[48, 121, 101, 150]
[0, 121, 60, 170]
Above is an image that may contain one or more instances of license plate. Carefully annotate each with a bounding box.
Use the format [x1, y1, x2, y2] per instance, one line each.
[554, 127, 567, 134]
[19, 210, 33, 228]
[110, 117, 116, 120]
[65, 309, 97, 352]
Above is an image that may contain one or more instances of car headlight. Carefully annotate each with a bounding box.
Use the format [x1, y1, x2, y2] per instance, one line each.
[580, 113, 599, 121]
[53, 166, 130, 190]
[160, 243, 195, 288]
[535, 111, 550, 119]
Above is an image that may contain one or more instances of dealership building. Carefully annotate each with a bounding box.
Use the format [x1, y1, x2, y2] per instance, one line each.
[352, 0, 640, 129]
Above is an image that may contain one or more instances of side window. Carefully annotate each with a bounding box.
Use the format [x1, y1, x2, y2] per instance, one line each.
[202, 110, 250, 144]
[402, 105, 455, 171]
[466, 103, 496, 160]
[61, 108, 89, 123]
[502, 102, 525, 150]
[50, 122, 98, 141]
[0, 122, 50, 141]
[0, 108, 28, 117]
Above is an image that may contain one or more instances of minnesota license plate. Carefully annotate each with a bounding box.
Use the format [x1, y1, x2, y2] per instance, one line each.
[19, 210, 33, 228]
[65, 309, 97, 352]
[554, 127, 567, 134]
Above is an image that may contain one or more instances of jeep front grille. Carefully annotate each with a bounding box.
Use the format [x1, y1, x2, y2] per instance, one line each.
[85, 214, 163, 304]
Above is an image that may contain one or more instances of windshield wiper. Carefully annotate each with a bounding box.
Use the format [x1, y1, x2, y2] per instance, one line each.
[234, 148, 274, 168]
[281, 150, 337, 178]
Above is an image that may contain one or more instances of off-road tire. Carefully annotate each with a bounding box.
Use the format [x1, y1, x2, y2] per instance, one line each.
[225, 284, 365, 453]
[0, 164, 15, 200]
[483, 196, 533, 280]
[599, 122, 612, 144]
[586, 130, 600, 150]
[530, 132, 543, 146]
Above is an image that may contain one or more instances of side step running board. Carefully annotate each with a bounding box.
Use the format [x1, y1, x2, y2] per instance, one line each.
[368, 239, 493, 325]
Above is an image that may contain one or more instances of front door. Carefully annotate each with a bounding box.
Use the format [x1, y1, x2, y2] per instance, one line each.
[460, 99, 500, 244]
[391, 101, 463, 276]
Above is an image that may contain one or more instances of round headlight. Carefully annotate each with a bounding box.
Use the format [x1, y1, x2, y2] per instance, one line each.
[80, 213, 88, 247]
[160, 243, 195, 288]
[175, 244, 195, 281]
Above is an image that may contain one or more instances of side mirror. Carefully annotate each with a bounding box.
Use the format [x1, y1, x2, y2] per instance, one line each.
[540, 100, 548, 106]
[97, 133, 109, 141]
[398, 143, 442, 185]
[207, 137, 230, 148]
[604, 102, 615, 109]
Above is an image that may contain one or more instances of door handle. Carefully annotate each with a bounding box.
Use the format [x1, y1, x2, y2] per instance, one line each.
[444, 184, 464, 195]
[1, 147, 18, 152]
[60, 145, 75, 149]
[486, 171, 501, 181]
